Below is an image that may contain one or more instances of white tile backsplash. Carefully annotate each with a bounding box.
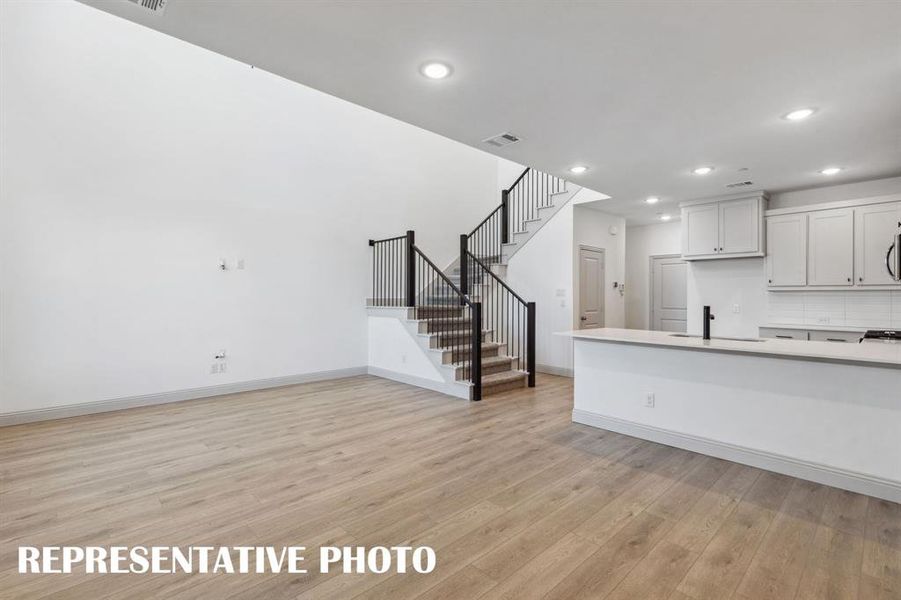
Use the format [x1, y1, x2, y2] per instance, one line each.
[802, 292, 846, 327]
[766, 293, 805, 325]
[767, 290, 900, 329]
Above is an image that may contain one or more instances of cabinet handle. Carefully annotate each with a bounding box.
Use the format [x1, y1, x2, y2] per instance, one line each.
[826, 338, 847, 342]
[775, 335, 794, 339]
[720, 247, 723, 252]
[768, 279, 773, 284]
[859, 277, 863, 282]
[847, 277, 851, 282]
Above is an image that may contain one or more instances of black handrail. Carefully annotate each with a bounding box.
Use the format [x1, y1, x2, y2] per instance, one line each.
[467, 166, 566, 265]
[368, 232, 412, 307]
[463, 245, 536, 388]
[413, 245, 474, 308]
[368, 232, 483, 400]
[467, 250, 527, 305]
[468, 204, 503, 237]
[412, 245, 482, 401]
[505, 167, 531, 193]
[368, 235, 406, 244]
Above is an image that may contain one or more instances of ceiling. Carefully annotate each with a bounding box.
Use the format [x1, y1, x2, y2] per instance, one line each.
[81, 0, 901, 225]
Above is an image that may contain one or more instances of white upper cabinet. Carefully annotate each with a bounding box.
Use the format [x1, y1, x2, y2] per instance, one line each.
[855, 203, 901, 286]
[682, 203, 719, 257]
[764, 196, 900, 291]
[680, 193, 766, 260]
[807, 208, 854, 286]
[720, 197, 760, 254]
[766, 213, 807, 287]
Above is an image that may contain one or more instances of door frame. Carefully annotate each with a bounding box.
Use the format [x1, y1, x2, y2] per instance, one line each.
[577, 245, 605, 329]
[648, 253, 684, 330]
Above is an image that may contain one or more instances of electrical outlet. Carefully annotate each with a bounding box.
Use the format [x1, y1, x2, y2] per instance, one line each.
[236, 258, 245, 270]
[732, 304, 740, 314]
[645, 393, 655, 408]
[210, 364, 219, 374]
[219, 362, 227, 373]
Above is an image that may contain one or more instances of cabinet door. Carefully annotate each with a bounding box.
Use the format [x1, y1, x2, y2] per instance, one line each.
[854, 202, 901, 286]
[766, 214, 807, 286]
[682, 203, 719, 257]
[760, 327, 809, 340]
[808, 208, 854, 286]
[808, 330, 864, 343]
[719, 198, 759, 254]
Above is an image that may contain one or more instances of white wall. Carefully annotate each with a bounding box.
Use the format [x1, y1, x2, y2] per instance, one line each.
[686, 258, 768, 338]
[504, 203, 575, 374]
[623, 220, 767, 337]
[367, 314, 443, 382]
[624, 221, 682, 329]
[573, 204, 626, 328]
[769, 176, 901, 210]
[502, 199, 626, 375]
[0, 1, 503, 414]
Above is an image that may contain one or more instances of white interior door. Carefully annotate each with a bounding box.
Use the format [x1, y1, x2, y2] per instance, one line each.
[650, 255, 687, 332]
[579, 247, 605, 329]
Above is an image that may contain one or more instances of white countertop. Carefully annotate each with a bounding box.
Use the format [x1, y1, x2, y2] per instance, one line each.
[759, 323, 871, 333]
[562, 328, 901, 369]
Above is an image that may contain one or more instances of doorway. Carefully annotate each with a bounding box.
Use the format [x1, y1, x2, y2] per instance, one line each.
[649, 254, 687, 332]
[578, 246, 605, 329]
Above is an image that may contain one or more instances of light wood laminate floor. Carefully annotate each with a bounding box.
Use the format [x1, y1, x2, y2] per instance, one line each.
[1, 374, 898, 599]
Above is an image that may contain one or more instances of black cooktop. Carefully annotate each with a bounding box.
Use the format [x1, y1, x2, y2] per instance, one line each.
[861, 330, 901, 341]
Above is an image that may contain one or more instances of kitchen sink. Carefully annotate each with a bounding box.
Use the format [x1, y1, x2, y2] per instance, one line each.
[669, 333, 766, 343]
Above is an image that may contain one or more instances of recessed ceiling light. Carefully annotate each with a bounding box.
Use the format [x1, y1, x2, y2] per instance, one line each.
[646, 196, 660, 204]
[420, 62, 452, 79]
[820, 167, 842, 175]
[660, 214, 672, 221]
[783, 107, 816, 121]
[569, 165, 588, 174]
[692, 166, 714, 175]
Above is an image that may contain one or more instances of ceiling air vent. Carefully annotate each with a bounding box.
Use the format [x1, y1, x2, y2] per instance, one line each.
[124, 0, 168, 13]
[482, 133, 521, 148]
[726, 180, 754, 189]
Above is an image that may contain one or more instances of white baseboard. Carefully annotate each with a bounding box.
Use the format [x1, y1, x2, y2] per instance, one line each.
[537, 363, 574, 378]
[367, 366, 470, 400]
[572, 409, 901, 504]
[0, 367, 368, 427]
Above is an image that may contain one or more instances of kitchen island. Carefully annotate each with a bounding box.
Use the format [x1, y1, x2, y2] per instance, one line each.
[564, 328, 901, 502]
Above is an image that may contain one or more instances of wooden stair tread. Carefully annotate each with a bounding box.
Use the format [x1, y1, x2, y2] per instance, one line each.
[478, 355, 515, 367]
[482, 370, 528, 386]
[448, 341, 503, 352]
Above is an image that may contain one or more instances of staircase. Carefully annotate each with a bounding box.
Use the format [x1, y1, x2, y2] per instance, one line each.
[413, 305, 532, 396]
[367, 167, 575, 400]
